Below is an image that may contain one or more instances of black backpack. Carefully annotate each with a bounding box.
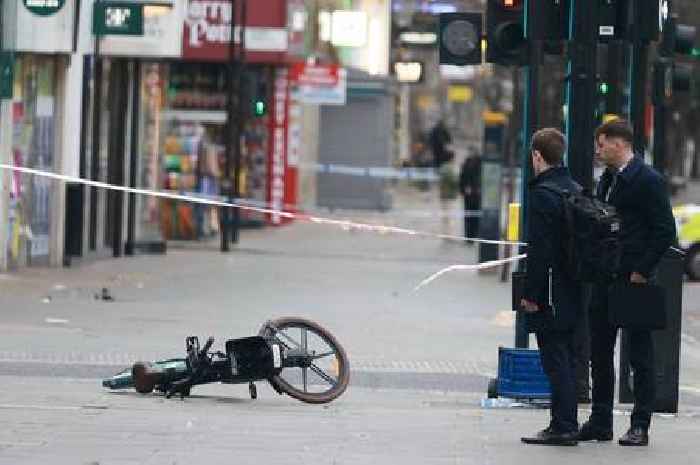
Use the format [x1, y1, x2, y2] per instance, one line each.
[539, 182, 622, 282]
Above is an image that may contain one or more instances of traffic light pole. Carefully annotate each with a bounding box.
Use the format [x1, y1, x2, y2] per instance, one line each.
[565, 0, 599, 190]
[221, 0, 237, 252]
[630, 42, 650, 156]
[513, 2, 544, 349]
[231, 0, 247, 244]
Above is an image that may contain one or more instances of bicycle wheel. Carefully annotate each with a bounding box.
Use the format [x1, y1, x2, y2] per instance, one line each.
[258, 317, 350, 404]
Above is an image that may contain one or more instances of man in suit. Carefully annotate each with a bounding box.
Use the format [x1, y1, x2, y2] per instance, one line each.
[520, 128, 582, 446]
[576, 118, 676, 446]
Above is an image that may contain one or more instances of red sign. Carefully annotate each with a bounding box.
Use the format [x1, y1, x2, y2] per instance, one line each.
[268, 68, 289, 225]
[289, 63, 340, 87]
[183, 0, 287, 63]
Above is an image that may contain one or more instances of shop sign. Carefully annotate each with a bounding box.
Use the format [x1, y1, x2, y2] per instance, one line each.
[290, 67, 346, 106]
[289, 63, 339, 87]
[183, 0, 288, 61]
[0, 53, 14, 99]
[269, 69, 288, 225]
[448, 85, 473, 103]
[23, 0, 65, 16]
[94, 2, 144, 36]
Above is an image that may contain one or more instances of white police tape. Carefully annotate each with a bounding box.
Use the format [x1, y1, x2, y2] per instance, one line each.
[308, 163, 439, 181]
[0, 163, 525, 247]
[413, 254, 527, 292]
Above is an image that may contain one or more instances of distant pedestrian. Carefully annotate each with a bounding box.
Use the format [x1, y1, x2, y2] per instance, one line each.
[428, 120, 452, 169]
[438, 150, 459, 236]
[458, 148, 481, 242]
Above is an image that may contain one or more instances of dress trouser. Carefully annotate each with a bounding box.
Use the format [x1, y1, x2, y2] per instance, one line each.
[573, 285, 592, 398]
[463, 195, 479, 239]
[589, 282, 656, 430]
[535, 330, 579, 433]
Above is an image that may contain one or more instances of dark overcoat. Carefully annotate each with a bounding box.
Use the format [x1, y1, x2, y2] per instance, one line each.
[595, 156, 676, 279]
[523, 166, 582, 332]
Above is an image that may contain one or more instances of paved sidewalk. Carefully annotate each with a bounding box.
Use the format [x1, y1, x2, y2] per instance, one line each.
[1, 375, 700, 465]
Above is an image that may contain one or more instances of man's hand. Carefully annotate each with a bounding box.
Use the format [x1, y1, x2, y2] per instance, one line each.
[520, 298, 540, 313]
[630, 272, 648, 284]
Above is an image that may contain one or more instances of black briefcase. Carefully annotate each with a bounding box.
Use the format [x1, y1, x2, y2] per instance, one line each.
[607, 282, 667, 330]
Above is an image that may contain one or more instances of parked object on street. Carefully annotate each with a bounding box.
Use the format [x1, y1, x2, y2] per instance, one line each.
[673, 203, 700, 280]
[103, 317, 350, 404]
[487, 347, 551, 402]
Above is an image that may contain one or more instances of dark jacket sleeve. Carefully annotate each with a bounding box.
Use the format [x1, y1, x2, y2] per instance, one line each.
[635, 175, 677, 277]
[523, 188, 557, 305]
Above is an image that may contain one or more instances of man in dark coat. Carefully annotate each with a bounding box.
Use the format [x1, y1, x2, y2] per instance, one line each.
[428, 120, 452, 169]
[576, 119, 676, 447]
[458, 148, 481, 241]
[520, 128, 582, 446]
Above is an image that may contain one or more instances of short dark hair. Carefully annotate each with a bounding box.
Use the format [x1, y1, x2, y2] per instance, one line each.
[595, 118, 633, 145]
[531, 128, 566, 166]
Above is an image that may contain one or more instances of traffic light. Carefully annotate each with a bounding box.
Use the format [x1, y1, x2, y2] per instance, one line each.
[252, 81, 267, 117]
[485, 0, 526, 66]
[654, 15, 698, 102]
[438, 13, 483, 66]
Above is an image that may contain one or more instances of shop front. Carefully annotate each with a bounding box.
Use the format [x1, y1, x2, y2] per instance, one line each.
[1, 1, 74, 270]
[143, 0, 295, 241]
[8, 55, 61, 267]
[138, 61, 277, 240]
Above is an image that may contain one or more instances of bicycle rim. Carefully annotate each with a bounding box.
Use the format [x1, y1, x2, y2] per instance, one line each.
[259, 317, 350, 404]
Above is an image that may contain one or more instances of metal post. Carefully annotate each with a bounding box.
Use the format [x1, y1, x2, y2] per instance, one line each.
[90, 1, 103, 252]
[514, 0, 543, 348]
[126, 60, 140, 256]
[565, 0, 598, 190]
[221, 0, 237, 252]
[231, 0, 247, 244]
[630, 42, 650, 156]
[606, 40, 625, 117]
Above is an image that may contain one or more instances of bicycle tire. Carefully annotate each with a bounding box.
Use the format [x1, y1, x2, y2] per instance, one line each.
[259, 317, 350, 404]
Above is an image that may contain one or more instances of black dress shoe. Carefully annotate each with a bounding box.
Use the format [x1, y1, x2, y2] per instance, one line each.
[618, 427, 649, 446]
[521, 428, 578, 446]
[576, 421, 613, 441]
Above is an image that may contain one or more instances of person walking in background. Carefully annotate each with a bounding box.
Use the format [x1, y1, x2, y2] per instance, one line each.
[577, 118, 676, 447]
[459, 148, 481, 242]
[438, 150, 459, 237]
[428, 120, 452, 169]
[520, 128, 582, 446]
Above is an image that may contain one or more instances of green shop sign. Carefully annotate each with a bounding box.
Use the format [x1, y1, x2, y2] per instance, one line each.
[23, 0, 66, 16]
[94, 2, 144, 36]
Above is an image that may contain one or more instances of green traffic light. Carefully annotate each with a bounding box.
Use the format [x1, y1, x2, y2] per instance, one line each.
[599, 82, 610, 95]
[692, 47, 700, 58]
[254, 100, 265, 116]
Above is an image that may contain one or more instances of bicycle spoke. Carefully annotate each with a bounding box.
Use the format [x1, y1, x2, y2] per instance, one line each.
[310, 350, 336, 360]
[302, 367, 308, 392]
[309, 363, 337, 387]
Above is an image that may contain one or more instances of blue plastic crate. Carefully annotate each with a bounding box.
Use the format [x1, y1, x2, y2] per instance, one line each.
[496, 347, 551, 399]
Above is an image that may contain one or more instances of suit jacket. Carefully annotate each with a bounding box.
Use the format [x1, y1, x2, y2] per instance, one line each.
[523, 166, 583, 332]
[595, 156, 676, 279]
